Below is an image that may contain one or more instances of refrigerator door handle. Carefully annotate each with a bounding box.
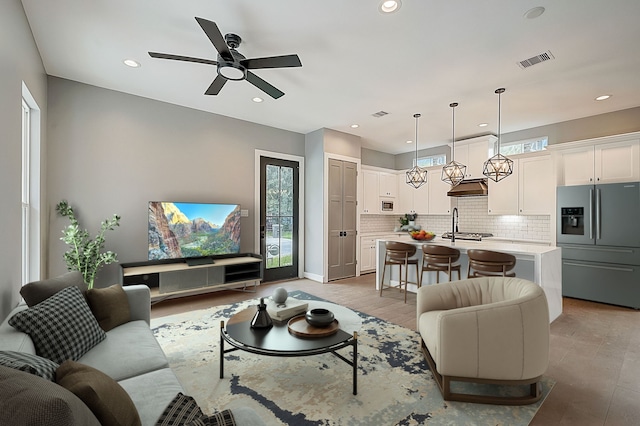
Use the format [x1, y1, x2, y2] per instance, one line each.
[563, 261, 634, 273]
[589, 188, 594, 240]
[595, 188, 601, 240]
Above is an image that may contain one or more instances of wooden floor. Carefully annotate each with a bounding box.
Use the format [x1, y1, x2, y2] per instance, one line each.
[151, 274, 640, 426]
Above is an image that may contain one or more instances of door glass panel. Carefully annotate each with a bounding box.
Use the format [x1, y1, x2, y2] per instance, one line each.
[266, 164, 294, 269]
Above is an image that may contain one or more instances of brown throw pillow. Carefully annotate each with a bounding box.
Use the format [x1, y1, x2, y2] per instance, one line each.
[56, 360, 141, 426]
[20, 271, 88, 307]
[87, 284, 131, 331]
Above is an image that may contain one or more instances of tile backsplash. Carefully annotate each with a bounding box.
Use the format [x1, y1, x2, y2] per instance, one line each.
[360, 196, 551, 241]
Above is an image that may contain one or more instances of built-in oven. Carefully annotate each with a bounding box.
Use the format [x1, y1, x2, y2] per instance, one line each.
[381, 200, 394, 211]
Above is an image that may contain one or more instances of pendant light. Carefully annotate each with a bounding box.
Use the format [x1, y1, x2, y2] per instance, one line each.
[441, 102, 467, 187]
[483, 88, 513, 182]
[406, 113, 428, 189]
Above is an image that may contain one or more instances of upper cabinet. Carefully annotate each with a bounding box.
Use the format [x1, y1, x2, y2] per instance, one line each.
[396, 167, 452, 215]
[551, 134, 640, 186]
[488, 154, 554, 215]
[427, 166, 453, 215]
[361, 169, 380, 214]
[451, 135, 497, 180]
[361, 167, 397, 214]
[378, 172, 397, 197]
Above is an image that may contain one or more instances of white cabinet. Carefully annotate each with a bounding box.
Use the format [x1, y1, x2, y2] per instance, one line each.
[452, 135, 496, 179]
[427, 166, 453, 215]
[379, 172, 397, 197]
[556, 138, 640, 186]
[359, 236, 377, 273]
[488, 154, 554, 215]
[397, 174, 428, 214]
[361, 170, 380, 214]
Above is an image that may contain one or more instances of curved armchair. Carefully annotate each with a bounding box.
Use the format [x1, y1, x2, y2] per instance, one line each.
[416, 277, 549, 405]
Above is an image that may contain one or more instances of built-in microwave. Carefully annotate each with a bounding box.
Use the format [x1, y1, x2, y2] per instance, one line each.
[381, 200, 394, 211]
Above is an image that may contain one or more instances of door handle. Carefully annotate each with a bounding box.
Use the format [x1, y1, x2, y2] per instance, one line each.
[589, 189, 594, 240]
[595, 188, 601, 240]
[563, 261, 634, 273]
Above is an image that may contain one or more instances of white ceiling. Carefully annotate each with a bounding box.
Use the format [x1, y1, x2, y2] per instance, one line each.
[20, 0, 640, 154]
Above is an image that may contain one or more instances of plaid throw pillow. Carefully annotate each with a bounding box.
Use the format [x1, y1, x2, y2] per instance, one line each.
[185, 410, 236, 426]
[0, 351, 59, 381]
[9, 286, 106, 364]
[156, 393, 204, 426]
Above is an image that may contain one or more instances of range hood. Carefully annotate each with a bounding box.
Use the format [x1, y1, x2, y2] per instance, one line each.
[447, 178, 488, 197]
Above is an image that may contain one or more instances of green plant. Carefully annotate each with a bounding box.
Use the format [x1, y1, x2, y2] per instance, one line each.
[56, 200, 121, 289]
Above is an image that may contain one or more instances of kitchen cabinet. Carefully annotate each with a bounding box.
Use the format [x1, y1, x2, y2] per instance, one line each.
[553, 135, 640, 186]
[397, 173, 428, 214]
[361, 167, 397, 214]
[488, 154, 554, 215]
[452, 135, 496, 179]
[359, 236, 378, 273]
[379, 172, 397, 197]
[427, 166, 453, 215]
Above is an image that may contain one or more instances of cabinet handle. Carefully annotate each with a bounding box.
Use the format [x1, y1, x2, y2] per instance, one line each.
[563, 261, 634, 272]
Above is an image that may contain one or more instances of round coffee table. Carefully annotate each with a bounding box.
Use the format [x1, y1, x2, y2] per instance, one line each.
[220, 300, 362, 395]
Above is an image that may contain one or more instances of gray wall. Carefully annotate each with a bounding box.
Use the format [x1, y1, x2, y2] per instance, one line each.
[0, 0, 48, 321]
[46, 77, 304, 288]
[304, 129, 325, 277]
[361, 148, 395, 169]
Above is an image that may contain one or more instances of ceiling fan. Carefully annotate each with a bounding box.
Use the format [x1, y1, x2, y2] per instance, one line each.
[149, 17, 302, 99]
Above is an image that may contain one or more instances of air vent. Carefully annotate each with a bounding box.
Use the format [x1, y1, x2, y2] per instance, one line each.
[372, 111, 389, 118]
[518, 50, 555, 69]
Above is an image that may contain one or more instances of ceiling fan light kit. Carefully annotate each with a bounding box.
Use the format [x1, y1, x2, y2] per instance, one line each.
[483, 88, 514, 182]
[406, 113, 428, 189]
[441, 102, 467, 187]
[148, 17, 302, 99]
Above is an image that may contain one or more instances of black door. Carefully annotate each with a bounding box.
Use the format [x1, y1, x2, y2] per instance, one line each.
[260, 157, 299, 282]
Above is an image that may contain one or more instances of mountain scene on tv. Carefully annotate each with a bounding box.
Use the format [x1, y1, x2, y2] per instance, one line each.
[148, 202, 241, 260]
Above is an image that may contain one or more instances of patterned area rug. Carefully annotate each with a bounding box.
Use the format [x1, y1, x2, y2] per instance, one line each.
[151, 291, 554, 425]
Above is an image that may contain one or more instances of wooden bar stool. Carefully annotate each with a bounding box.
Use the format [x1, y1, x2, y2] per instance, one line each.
[380, 241, 419, 303]
[467, 249, 516, 278]
[420, 245, 461, 284]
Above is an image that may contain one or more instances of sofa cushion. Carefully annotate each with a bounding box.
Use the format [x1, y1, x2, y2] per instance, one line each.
[87, 284, 131, 331]
[9, 286, 106, 364]
[56, 360, 141, 426]
[0, 350, 59, 381]
[0, 365, 101, 426]
[156, 392, 204, 426]
[185, 410, 236, 426]
[20, 271, 88, 307]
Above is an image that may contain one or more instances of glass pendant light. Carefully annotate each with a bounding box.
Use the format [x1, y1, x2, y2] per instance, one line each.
[406, 113, 428, 189]
[441, 102, 467, 186]
[483, 88, 513, 182]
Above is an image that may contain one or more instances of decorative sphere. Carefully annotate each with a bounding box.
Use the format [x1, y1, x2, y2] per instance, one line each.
[272, 287, 288, 304]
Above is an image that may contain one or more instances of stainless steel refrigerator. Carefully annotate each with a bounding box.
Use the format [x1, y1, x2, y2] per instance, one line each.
[557, 182, 640, 309]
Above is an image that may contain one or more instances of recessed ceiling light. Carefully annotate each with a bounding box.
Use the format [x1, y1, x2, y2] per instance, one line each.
[123, 59, 141, 68]
[350, 124, 359, 129]
[595, 94, 611, 101]
[406, 140, 413, 144]
[478, 123, 489, 127]
[524, 6, 545, 19]
[379, 0, 401, 14]
[252, 97, 264, 103]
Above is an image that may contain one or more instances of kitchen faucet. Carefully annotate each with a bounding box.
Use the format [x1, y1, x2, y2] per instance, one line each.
[452, 207, 459, 243]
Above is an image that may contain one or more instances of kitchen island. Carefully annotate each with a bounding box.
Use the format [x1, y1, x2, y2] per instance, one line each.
[376, 237, 562, 322]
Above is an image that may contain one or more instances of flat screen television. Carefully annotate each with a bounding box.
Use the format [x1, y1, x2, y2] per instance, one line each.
[148, 202, 241, 261]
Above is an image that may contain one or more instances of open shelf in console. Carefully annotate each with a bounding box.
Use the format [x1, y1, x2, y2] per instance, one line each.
[120, 253, 263, 302]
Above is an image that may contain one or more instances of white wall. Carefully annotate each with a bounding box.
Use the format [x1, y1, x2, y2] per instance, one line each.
[46, 77, 305, 288]
[0, 0, 48, 321]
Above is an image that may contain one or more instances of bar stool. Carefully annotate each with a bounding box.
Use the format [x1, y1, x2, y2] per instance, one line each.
[467, 249, 516, 278]
[380, 241, 419, 303]
[420, 245, 462, 284]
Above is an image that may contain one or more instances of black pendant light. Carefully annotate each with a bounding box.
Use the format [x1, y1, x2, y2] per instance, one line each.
[483, 88, 513, 182]
[406, 113, 428, 189]
[441, 102, 467, 186]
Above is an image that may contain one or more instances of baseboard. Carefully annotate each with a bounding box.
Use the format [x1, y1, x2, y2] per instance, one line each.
[303, 272, 324, 283]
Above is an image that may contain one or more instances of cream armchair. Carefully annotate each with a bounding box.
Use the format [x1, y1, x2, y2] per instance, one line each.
[416, 277, 550, 405]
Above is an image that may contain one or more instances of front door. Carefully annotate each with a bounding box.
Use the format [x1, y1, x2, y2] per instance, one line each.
[260, 157, 299, 282]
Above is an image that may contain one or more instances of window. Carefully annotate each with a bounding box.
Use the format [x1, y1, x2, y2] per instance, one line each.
[21, 99, 30, 284]
[416, 154, 447, 167]
[499, 136, 548, 155]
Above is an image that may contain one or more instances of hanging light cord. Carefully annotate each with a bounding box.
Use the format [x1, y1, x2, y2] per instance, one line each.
[414, 113, 420, 165]
[450, 103, 457, 159]
[496, 88, 505, 154]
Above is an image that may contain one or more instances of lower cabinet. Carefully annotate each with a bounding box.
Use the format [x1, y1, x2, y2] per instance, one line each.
[359, 237, 378, 273]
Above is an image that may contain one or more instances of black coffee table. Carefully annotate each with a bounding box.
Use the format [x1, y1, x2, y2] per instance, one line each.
[220, 301, 360, 394]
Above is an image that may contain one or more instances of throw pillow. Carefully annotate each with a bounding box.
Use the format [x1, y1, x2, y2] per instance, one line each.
[185, 411, 236, 426]
[56, 360, 141, 426]
[156, 392, 204, 426]
[0, 351, 59, 381]
[8, 286, 106, 364]
[87, 284, 131, 331]
[20, 271, 88, 307]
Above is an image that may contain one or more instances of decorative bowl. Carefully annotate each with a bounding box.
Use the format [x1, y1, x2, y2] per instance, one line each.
[409, 231, 436, 241]
[305, 308, 335, 328]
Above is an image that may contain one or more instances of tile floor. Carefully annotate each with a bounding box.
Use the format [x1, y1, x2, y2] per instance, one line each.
[150, 274, 640, 425]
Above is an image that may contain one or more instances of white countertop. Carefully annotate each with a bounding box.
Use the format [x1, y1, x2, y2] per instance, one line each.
[376, 237, 559, 256]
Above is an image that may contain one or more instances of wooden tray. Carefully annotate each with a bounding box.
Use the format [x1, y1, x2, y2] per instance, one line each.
[287, 315, 340, 338]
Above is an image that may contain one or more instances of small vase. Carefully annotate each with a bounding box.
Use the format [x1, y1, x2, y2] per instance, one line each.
[250, 298, 273, 329]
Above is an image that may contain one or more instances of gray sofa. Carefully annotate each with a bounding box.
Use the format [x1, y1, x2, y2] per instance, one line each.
[0, 282, 263, 425]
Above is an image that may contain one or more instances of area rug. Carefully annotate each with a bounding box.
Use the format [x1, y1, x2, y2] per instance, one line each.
[151, 291, 554, 425]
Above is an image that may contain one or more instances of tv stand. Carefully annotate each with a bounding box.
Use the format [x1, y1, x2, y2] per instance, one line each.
[185, 257, 214, 266]
[120, 253, 262, 303]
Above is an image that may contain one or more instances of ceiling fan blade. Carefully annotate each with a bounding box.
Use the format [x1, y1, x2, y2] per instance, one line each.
[246, 71, 285, 99]
[148, 52, 218, 66]
[195, 17, 233, 61]
[242, 54, 302, 70]
[205, 75, 227, 95]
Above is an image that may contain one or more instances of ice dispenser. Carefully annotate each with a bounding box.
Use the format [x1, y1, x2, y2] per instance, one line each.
[560, 207, 584, 236]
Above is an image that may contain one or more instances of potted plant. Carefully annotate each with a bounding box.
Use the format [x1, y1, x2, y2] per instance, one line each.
[56, 200, 121, 289]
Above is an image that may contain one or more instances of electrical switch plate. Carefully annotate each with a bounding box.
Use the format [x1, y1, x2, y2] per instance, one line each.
[240, 209, 249, 217]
